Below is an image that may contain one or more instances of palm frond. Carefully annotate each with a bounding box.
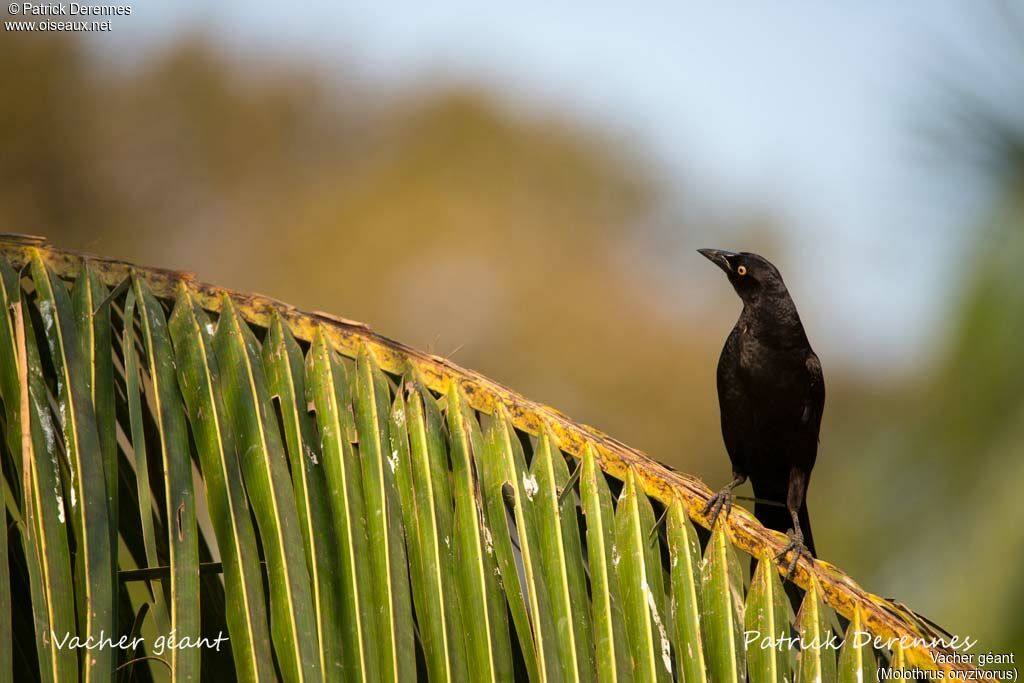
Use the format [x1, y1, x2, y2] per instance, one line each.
[0, 234, 974, 681]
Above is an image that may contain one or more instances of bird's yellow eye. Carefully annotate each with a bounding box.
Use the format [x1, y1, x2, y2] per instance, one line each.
[737, 265, 747, 276]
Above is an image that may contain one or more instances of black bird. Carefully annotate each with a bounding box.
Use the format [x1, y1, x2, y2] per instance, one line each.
[697, 249, 824, 578]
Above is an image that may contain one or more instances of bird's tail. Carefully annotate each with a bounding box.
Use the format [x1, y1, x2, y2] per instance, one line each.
[753, 499, 816, 557]
[754, 498, 815, 613]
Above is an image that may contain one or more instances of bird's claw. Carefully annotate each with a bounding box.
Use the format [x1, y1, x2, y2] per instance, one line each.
[774, 529, 813, 581]
[703, 487, 734, 528]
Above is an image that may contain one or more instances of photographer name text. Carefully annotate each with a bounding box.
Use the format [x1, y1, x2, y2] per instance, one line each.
[11, 3, 130, 16]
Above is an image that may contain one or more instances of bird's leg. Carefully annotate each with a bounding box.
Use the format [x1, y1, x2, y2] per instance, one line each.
[775, 468, 813, 580]
[703, 472, 746, 528]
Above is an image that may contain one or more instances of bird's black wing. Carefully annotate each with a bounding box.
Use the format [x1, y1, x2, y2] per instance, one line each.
[801, 352, 825, 437]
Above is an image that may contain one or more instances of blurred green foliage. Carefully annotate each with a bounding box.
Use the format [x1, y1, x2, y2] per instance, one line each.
[1, 31, 1020, 655]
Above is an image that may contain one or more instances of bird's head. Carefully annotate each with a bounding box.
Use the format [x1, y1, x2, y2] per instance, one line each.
[697, 249, 789, 305]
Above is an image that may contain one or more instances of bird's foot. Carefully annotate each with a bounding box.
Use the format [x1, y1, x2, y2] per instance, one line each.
[703, 486, 735, 528]
[775, 528, 813, 581]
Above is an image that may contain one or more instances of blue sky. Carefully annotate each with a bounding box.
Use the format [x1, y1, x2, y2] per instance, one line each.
[92, 2, 1004, 370]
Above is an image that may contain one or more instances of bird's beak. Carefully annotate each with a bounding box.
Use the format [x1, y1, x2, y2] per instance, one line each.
[697, 248, 737, 273]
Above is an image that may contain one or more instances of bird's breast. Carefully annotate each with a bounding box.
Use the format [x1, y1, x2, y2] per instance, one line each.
[735, 341, 809, 412]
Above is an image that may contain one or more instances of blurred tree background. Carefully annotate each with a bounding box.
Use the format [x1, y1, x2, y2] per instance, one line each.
[1, 10, 1021, 658]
